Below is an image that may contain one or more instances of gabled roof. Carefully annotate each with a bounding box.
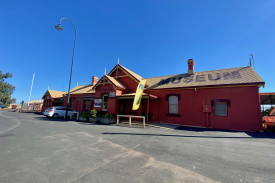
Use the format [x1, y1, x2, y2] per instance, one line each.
[42, 90, 66, 99]
[93, 75, 127, 90]
[146, 66, 265, 90]
[105, 75, 126, 89]
[108, 64, 143, 83]
[69, 84, 95, 94]
[119, 65, 143, 82]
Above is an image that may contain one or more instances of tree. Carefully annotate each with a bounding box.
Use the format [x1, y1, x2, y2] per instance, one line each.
[0, 71, 16, 105]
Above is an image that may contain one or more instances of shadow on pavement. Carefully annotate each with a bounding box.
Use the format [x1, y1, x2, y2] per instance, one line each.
[175, 126, 244, 133]
[174, 126, 275, 138]
[34, 116, 73, 122]
[34, 116, 109, 126]
[246, 131, 275, 138]
[0, 133, 14, 138]
[102, 131, 275, 139]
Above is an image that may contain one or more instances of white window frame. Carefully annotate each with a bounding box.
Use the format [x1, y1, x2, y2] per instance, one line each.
[168, 96, 178, 114]
[102, 95, 108, 111]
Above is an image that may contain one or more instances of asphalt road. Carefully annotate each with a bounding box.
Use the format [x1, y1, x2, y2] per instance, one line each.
[1, 110, 275, 183]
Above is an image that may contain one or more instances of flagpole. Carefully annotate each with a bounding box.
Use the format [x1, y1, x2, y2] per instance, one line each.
[28, 72, 35, 111]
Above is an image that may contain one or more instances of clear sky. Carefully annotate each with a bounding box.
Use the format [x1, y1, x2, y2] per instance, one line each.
[1, 0, 274, 103]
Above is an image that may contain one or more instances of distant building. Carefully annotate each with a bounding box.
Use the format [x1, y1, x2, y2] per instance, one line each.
[41, 90, 66, 112]
[62, 77, 97, 112]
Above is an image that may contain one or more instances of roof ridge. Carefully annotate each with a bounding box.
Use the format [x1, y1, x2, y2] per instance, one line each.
[105, 75, 127, 89]
[119, 64, 143, 81]
[249, 67, 265, 85]
[48, 89, 66, 92]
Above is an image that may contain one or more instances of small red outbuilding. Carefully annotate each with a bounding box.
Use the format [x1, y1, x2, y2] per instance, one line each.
[41, 90, 66, 112]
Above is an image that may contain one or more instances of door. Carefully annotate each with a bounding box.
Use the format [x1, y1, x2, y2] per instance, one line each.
[119, 101, 125, 115]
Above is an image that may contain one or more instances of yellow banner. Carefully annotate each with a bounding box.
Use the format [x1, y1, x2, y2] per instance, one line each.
[132, 80, 147, 110]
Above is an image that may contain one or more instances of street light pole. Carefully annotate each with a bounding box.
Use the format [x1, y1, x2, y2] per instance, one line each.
[55, 18, 77, 119]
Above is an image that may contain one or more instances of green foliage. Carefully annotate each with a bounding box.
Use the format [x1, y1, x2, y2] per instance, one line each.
[262, 109, 271, 116]
[80, 110, 90, 118]
[0, 71, 16, 105]
[104, 113, 115, 119]
[89, 109, 97, 118]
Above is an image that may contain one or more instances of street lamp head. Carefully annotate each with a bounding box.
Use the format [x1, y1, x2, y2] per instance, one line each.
[55, 24, 63, 31]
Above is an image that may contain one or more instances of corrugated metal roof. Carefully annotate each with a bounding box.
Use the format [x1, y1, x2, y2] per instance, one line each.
[145, 66, 264, 90]
[69, 85, 95, 94]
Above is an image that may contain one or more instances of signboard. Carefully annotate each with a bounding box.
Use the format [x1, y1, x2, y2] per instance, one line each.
[158, 71, 242, 86]
[94, 99, 102, 108]
[109, 92, 116, 98]
[132, 80, 147, 110]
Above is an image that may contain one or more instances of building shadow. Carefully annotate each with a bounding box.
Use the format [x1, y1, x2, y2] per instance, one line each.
[34, 116, 73, 122]
[102, 132, 275, 139]
[246, 131, 275, 138]
[174, 126, 275, 138]
[174, 126, 244, 133]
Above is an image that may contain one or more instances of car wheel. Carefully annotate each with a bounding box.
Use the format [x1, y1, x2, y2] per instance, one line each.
[53, 113, 59, 119]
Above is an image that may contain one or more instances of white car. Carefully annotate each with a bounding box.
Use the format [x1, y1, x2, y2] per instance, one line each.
[43, 107, 77, 119]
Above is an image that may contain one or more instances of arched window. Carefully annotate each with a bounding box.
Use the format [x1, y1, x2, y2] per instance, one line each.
[169, 96, 178, 114]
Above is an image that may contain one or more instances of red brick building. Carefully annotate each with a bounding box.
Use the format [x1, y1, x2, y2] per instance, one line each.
[44, 59, 265, 131]
[41, 90, 66, 112]
[90, 59, 264, 131]
[62, 76, 97, 113]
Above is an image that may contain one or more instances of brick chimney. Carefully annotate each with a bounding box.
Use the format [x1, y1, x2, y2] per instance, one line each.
[92, 76, 98, 85]
[187, 59, 195, 75]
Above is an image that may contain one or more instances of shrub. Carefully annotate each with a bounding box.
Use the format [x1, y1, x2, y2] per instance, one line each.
[89, 109, 97, 118]
[104, 113, 115, 119]
[80, 111, 90, 118]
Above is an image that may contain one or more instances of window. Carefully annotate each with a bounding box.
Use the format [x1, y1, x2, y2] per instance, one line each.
[84, 100, 89, 110]
[70, 98, 74, 109]
[214, 102, 227, 116]
[169, 96, 178, 114]
[102, 95, 108, 111]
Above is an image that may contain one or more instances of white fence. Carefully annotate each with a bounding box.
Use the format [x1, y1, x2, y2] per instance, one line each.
[116, 115, 145, 128]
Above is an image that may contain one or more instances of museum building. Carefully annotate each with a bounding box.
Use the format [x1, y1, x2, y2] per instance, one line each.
[81, 59, 265, 131]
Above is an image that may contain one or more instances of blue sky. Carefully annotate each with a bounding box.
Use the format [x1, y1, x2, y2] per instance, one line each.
[1, 0, 274, 103]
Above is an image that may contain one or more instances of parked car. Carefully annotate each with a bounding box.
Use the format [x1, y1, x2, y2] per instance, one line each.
[262, 108, 275, 129]
[43, 107, 77, 119]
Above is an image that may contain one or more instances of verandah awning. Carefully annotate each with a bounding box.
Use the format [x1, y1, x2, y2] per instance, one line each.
[260, 92, 275, 105]
[76, 97, 94, 101]
[117, 93, 158, 100]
